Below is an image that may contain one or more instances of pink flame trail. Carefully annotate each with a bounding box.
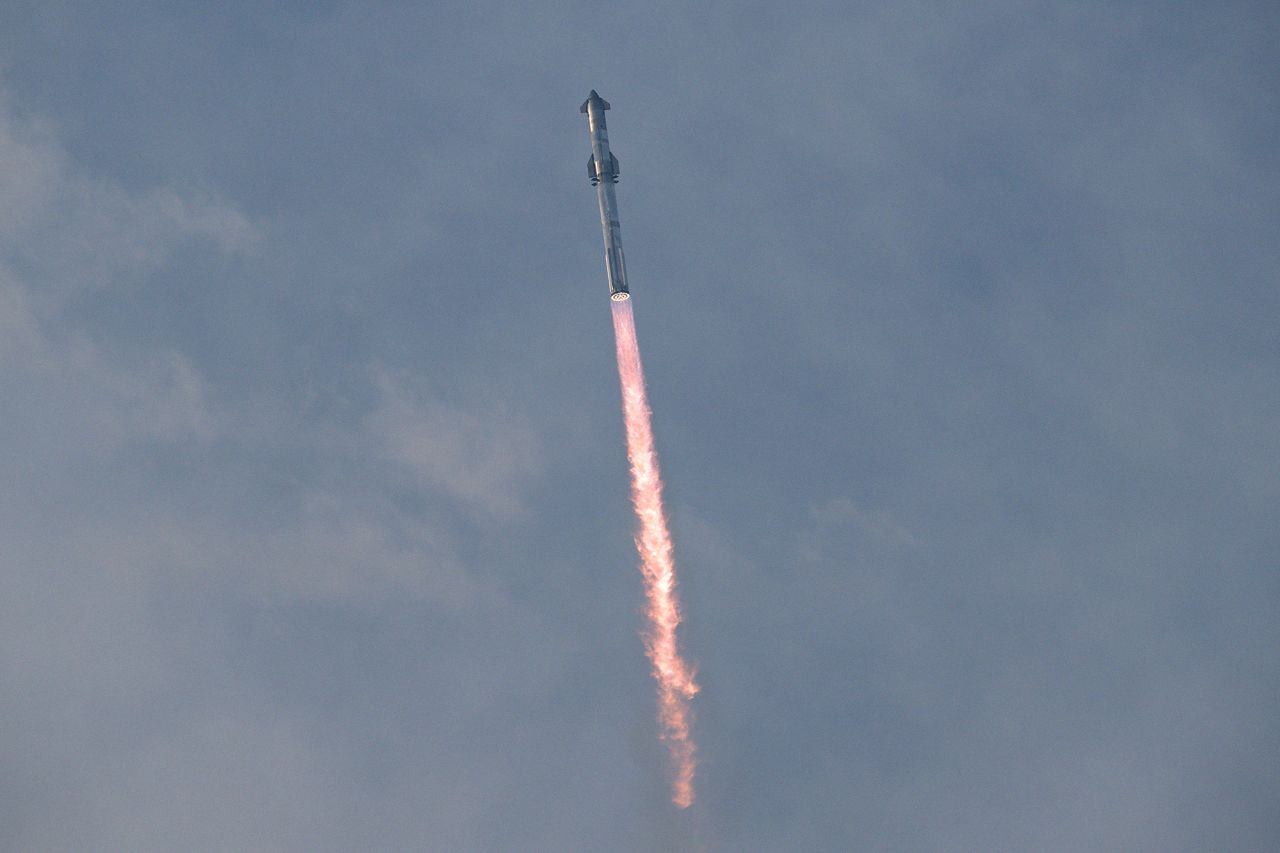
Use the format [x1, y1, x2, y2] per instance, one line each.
[610, 297, 699, 809]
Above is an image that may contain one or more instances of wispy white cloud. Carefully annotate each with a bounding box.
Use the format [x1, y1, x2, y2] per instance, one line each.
[0, 80, 534, 611]
[0, 74, 546, 849]
[366, 367, 542, 518]
[239, 492, 492, 609]
[0, 86, 253, 448]
[810, 496, 925, 550]
[0, 93, 254, 300]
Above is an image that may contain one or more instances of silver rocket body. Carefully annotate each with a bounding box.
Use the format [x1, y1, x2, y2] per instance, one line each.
[581, 90, 630, 301]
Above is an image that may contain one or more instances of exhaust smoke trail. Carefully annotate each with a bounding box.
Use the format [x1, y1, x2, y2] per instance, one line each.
[611, 297, 699, 809]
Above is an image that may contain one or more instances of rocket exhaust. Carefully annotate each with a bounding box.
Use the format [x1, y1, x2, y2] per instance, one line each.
[611, 297, 699, 809]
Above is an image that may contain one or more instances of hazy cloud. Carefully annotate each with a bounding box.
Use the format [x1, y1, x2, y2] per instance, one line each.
[0, 3, 1275, 850]
[367, 367, 542, 518]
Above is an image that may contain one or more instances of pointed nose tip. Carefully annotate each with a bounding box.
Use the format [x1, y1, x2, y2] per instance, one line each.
[581, 90, 609, 114]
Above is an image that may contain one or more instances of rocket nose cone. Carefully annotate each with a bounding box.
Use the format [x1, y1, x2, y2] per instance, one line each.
[581, 90, 610, 112]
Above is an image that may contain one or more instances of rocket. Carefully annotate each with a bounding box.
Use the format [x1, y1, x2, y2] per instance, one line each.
[581, 90, 630, 301]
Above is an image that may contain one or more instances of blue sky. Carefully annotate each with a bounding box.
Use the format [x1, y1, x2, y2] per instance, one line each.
[1, 3, 1277, 850]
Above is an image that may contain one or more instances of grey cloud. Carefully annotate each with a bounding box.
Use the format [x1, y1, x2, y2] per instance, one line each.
[239, 492, 485, 609]
[366, 367, 542, 518]
[0, 3, 1276, 850]
[810, 496, 926, 550]
[0, 95, 254, 299]
[0, 74, 520, 850]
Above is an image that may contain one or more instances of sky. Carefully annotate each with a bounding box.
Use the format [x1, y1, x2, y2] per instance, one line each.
[0, 2, 1277, 850]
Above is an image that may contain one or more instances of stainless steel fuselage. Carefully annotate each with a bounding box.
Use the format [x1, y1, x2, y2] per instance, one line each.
[582, 91, 630, 301]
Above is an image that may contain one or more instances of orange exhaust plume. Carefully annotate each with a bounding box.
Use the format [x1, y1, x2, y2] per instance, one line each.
[611, 298, 699, 809]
